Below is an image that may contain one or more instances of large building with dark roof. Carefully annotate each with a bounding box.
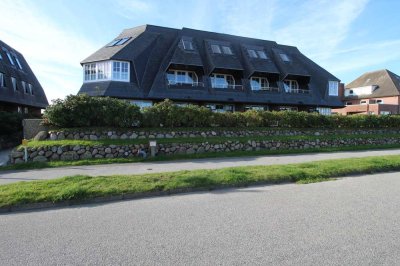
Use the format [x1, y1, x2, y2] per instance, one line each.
[79, 25, 343, 114]
[333, 69, 400, 115]
[0, 40, 48, 115]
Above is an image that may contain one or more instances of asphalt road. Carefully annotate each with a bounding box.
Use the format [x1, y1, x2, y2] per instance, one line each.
[1, 172, 400, 265]
[2, 148, 400, 184]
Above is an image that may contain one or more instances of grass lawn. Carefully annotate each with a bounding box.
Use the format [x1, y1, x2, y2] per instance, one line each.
[1, 155, 400, 209]
[2, 143, 400, 171]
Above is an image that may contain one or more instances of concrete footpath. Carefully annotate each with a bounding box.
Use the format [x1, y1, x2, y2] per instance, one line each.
[1, 149, 400, 185]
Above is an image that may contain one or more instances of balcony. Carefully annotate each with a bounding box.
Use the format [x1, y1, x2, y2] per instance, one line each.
[167, 80, 205, 88]
[212, 84, 244, 91]
[252, 87, 280, 93]
[285, 88, 310, 94]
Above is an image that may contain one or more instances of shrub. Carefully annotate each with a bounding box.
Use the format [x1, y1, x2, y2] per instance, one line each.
[0, 111, 23, 137]
[43, 94, 142, 128]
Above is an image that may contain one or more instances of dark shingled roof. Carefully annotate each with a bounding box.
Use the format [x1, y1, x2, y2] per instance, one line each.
[344, 69, 400, 99]
[79, 24, 343, 108]
[0, 40, 48, 108]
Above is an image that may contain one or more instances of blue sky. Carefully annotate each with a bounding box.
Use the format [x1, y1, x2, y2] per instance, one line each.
[1, 0, 399, 102]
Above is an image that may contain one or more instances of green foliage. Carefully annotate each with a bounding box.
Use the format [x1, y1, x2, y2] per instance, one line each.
[43, 94, 142, 128]
[43, 98, 400, 129]
[0, 111, 23, 137]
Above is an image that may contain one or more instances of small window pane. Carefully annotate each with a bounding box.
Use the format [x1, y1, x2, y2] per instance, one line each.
[107, 39, 121, 47]
[248, 49, 257, 58]
[15, 56, 23, 70]
[115, 37, 131, 46]
[0, 73, 4, 87]
[280, 53, 290, 62]
[222, 46, 233, 55]
[11, 77, 17, 91]
[257, 50, 268, 59]
[211, 44, 221, 54]
[182, 40, 194, 50]
[251, 78, 260, 90]
[6, 52, 15, 65]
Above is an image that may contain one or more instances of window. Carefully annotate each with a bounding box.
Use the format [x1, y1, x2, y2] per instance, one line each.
[283, 80, 299, 92]
[107, 37, 131, 47]
[6, 51, 15, 65]
[0, 52, 2, 60]
[376, 99, 383, 104]
[245, 105, 267, 111]
[316, 107, 332, 116]
[11, 77, 17, 91]
[280, 53, 290, 62]
[250, 77, 269, 91]
[131, 100, 153, 109]
[83, 61, 129, 82]
[17, 106, 22, 113]
[349, 90, 354, 94]
[211, 44, 221, 54]
[28, 84, 33, 95]
[206, 103, 234, 113]
[346, 102, 353, 106]
[380, 111, 391, 115]
[24, 107, 28, 114]
[0, 72, 5, 87]
[221, 46, 233, 55]
[328, 81, 339, 96]
[182, 39, 194, 50]
[166, 70, 198, 85]
[22, 81, 28, 93]
[360, 100, 367, 105]
[14, 56, 23, 70]
[257, 50, 268, 59]
[248, 49, 257, 58]
[210, 74, 235, 89]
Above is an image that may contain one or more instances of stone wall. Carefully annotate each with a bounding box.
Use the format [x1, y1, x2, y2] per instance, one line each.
[23, 119, 48, 139]
[10, 137, 400, 164]
[47, 128, 400, 140]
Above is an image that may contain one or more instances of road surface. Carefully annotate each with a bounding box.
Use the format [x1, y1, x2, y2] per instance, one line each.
[1, 172, 400, 265]
[1, 149, 400, 184]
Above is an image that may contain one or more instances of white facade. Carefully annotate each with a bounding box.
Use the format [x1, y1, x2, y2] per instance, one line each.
[344, 85, 377, 97]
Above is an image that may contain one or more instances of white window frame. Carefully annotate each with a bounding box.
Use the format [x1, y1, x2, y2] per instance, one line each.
[6, 51, 15, 65]
[22, 81, 27, 93]
[83, 60, 130, 83]
[211, 44, 221, 54]
[17, 106, 22, 113]
[360, 100, 367, 105]
[248, 49, 257, 58]
[14, 55, 23, 70]
[182, 39, 194, 50]
[28, 83, 33, 95]
[11, 77, 17, 91]
[24, 107, 28, 114]
[257, 50, 268, 59]
[280, 53, 290, 62]
[250, 76, 270, 91]
[221, 46, 233, 55]
[210, 73, 235, 89]
[328, 81, 339, 96]
[166, 70, 198, 85]
[283, 80, 299, 92]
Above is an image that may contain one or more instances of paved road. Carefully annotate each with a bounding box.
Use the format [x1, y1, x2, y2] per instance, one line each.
[1, 172, 400, 265]
[2, 149, 400, 184]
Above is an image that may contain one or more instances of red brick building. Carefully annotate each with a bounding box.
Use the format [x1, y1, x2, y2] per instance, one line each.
[333, 69, 400, 115]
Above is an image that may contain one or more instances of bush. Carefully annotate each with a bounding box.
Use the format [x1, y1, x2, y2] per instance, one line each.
[0, 111, 23, 137]
[43, 94, 142, 128]
[43, 98, 400, 129]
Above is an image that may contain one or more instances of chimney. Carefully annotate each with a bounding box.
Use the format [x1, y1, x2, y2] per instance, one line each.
[338, 83, 345, 100]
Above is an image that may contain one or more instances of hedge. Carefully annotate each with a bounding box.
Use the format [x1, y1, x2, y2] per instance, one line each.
[43, 96, 400, 129]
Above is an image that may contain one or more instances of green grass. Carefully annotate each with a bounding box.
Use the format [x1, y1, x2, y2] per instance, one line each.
[3, 143, 400, 171]
[20, 133, 400, 149]
[1, 155, 400, 208]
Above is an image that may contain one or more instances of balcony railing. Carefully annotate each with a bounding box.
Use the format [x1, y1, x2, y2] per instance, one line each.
[167, 81, 205, 87]
[252, 87, 280, 93]
[286, 88, 310, 94]
[212, 84, 244, 91]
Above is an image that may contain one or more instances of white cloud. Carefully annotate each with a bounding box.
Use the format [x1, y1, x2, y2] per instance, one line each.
[0, 0, 99, 102]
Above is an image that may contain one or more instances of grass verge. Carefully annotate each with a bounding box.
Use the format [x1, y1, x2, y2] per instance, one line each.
[2, 143, 400, 171]
[1, 155, 400, 209]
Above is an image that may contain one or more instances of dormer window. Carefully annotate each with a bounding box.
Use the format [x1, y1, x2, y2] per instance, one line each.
[3, 49, 15, 65]
[29, 83, 34, 95]
[283, 79, 299, 92]
[182, 39, 194, 51]
[328, 81, 339, 96]
[166, 70, 198, 85]
[257, 50, 268, 59]
[22, 81, 28, 94]
[211, 73, 235, 89]
[221, 46, 233, 55]
[248, 49, 257, 58]
[250, 77, 269, 91]
[83, 60, 130, 82]
[14, 55, 23, 70]
[211, 44, 221, 54]
[280, 53, 290, 62]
